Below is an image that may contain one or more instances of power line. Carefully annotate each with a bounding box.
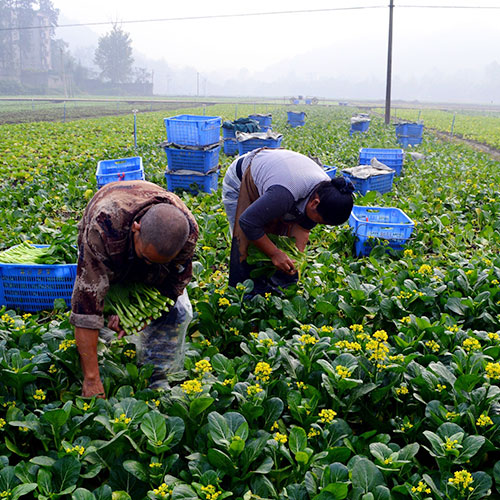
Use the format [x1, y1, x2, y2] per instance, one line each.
[1, 4, 498, 32]
[0, 6, 389, 32]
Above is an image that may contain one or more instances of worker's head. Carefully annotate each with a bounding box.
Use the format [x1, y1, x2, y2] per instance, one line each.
[131, 204, 190, 265]
[306, 177, 355, 225]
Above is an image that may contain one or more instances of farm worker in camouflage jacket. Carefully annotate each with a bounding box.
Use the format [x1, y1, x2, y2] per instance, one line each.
[70, 180, 198, 398]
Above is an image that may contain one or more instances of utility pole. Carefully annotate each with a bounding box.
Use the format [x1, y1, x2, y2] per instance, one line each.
[384, 0, 394, 125]
[197, 72, 199, 97]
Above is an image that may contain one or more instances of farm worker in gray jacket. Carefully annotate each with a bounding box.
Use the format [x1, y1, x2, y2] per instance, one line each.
[70, 180, 198, 398]
[222, 148, 354, 293]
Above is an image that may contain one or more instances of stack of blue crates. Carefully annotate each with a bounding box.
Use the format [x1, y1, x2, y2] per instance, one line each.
[248, 114, 272, 132]
[350, 114, 370, 135]
[222, 127, 238, 156]
[287, 111, 306, 128]
[96, 156, 145, 189]
[395, 122, 423, 148]
[359, 147, 404, 176]
[163, 114, 221, 194]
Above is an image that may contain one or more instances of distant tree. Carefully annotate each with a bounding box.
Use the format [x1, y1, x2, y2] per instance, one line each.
[94, 25, 134, 84]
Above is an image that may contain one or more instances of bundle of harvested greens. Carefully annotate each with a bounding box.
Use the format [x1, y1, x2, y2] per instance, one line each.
[246, 234, 310, 281]
[104, 283, 174, 336]
[0, 241, 78, 265]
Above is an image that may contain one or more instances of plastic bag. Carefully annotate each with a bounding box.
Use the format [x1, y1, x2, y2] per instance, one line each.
[132, 289, 193, 387]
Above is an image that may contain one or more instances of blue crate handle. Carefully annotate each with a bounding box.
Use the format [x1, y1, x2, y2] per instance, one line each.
[353, 222, 417, 241]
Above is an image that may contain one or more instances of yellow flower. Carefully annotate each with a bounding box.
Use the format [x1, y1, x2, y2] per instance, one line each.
[334, 340, 362, 351]
[195, 359, 212, 375]
[270, 421, 279, 431]
[296, 381, 307, 390]
[254, 361, 272, 382]
[258, 338, 275, 348]
[218, 297, 230, 307]
[448, 470, 473, 491]
[0, 418, 6, 429]
[486, 362, 500, 379]
[491, 279, 499, 285]
[48, 364, 57, 374]
[425, 340, 440, 352]
[264, 292, 271, 300]
[114, 413, 132, 425]
[149, 462, 162, 468]
[247, 384, 263, 397]
[418, 264, 433, 275]
[181, 379, 203, 395]
[300, 324, 313, 331]
[444, 438, 459, 451]
[447, 324, 459, 333]
[335, 365, 352, 379]
[274, 432, 288, 444]
[33, 389, 46, 401]
[411, 481, 431, 494]
[397, 290, 413, 300]
[308, 427, 320, 438]
[436, 384, 447, 392]
[153, 482, 172, 497]
[476, 414, 493, 427]
[124, 349, 136, 359]
[319, 325, 334, 333]
[403, 249, 414, 258]
[395, 385, 409, 396]
[65, 445, 85, 455]
[462, 337, 481, 352]
[400, 421, 413, 432]
[487, 332, 500, 342]
[446, 411, 459, 420]
[58, 339, 76, 351]
[298, 334, 318, 349]
[373, 330, 388, 342]
[201, 338, 212, 346]
[349, 324, 364, 333]
[400, 316, 411, 324]
[221, 378, 233, 386]
[318, 409, 337, 424]
[201, 246, 212, 251]
[82, 403, 91, 411]
[201, 484, 222, 500]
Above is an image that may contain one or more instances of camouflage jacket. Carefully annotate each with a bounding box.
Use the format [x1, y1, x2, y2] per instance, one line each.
[70, 181, 198, 330]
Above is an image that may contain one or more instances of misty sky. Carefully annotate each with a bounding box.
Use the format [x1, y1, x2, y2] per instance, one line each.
[51, 0, 500, 102]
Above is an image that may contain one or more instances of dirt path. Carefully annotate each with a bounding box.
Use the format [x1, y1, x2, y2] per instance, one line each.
[431, 129, 500, 161]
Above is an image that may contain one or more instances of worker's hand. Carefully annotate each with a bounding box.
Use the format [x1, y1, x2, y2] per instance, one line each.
[271, 249, 297, 275]
[288, 224, 310, 252]
[82, 376, 105, 399]
[107, 315, 126, 339]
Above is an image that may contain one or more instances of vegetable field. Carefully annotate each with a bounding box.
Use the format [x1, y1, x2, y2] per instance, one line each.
[1, 104, 500, 500]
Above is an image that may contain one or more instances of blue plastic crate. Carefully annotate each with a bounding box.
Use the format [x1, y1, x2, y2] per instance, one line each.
[288, 120, 305, 128]
[350, 120, 370, 135]
[96, 157, 145, 188]
[223, 139, 238, 156]
[248, 114, 272, 128]
[164, 114, 221, 146]
[349, 205, 414, 256]
[323, 165, 337, 178]
[165, 170, 219, 194]
[0, 245, 77, 312]
[395, 122, 423, 138]
[397, 136, 423, 148]
[238, 136, 283, 155]
[342, 170, 395, 196]
[222, 127, 236, 139]
[287, 111, 306, 121]
[163, 145, 220, 174]
[359, 148, 404, 176]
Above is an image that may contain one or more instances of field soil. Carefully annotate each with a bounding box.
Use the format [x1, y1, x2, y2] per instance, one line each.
[432, 128, 500, 161]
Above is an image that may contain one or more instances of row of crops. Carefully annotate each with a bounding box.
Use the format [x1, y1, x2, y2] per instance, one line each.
[1, 105, 500, 499]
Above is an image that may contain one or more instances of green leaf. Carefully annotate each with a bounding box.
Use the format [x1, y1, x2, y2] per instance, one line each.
[208, 411, 232, 447]
[123, 461, 148, 482]
[5, 436, 30, 458]
[11, 483, 38, 500]
[171, 485, 198, 500]
[313, 484, 349, 500]
[53, 456, 81, 493]
[207, 448, 235, 473]
[37, 468, 53, 496]
[295, 451, 310, 464]
[289, 427, 307, 454]
[454, 374, 482, 394]
[30, 456, 55, 467]
[189, 397, 214, 419]
[0, 467, 17, 492]
[459, 435, 485, 462]
[72, 489, 95, 500]
[351, 458, 384, 492]
[140, 412, 167, 443]
[469, 471, 492, 500]
[111, 492, 131, 500]
[41, 408, 70, 428]
[263, 398, 284, 427]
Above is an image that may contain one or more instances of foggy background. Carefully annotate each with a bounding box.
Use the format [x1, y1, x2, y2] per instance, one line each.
[3, 0, 500, 103]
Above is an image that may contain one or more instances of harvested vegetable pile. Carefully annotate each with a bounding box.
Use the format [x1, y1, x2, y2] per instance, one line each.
[0, 241, 77, 265]
[104, 283, 174, 335]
